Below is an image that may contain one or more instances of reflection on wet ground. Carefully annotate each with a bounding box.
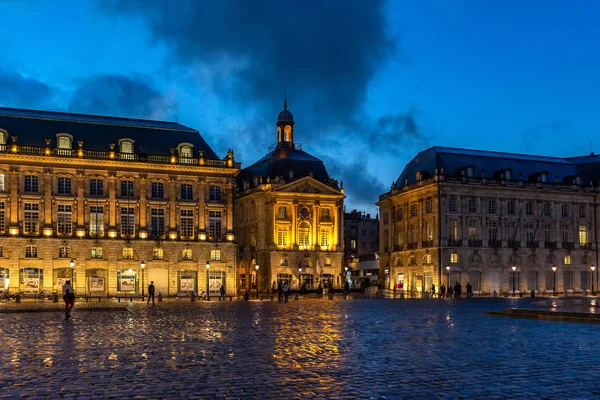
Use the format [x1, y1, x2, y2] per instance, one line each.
[1, 298, 600, 398]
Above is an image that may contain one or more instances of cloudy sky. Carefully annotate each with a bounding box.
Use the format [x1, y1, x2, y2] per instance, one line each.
[1, 0, 599, 214]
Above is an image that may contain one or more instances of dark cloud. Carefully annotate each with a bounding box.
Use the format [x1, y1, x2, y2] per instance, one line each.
[0, 69, 57, 109]
[70, 74, 177, 120]
[520, 122, 562, 154]
[366, 111, 430, 152]
[101, 0, 395, 133]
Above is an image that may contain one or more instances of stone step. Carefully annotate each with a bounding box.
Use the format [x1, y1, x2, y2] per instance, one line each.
[485, 308, 600, 324]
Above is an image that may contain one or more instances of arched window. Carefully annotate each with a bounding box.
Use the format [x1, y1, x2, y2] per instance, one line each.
[298, 222, 310, 248]
[408, 255, 416, 265]
[59, 245, 70, 258]
[153, 247, 164, 260]
[324, 257, 332, 266]
[284, 125, 292, 141]
[56, 134, 72, 149]
[490, 254, 500, 264]
[301, 258, 312, 267]
[564, 255, 572, 265]
[119, 139, 134, 153]
[25, 245, 38, 258]
[582, 255, 589, 265]
[0, 172, 5, 191]
[180, 145, 192, 158]
[0, 129, 7, 145]
[122, 247, 134, 259]
[210, 249, 222, 261]
[279, 258, 288, 266]
[394, 257, 403, 266]
[91, 246, 103, 259]
[423, 254, 432, 264]
[450, 253, 459, 263]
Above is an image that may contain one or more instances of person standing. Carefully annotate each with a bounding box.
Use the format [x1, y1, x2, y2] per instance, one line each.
[277, 281, 283, 302]
[431, 283, 436, 298]
[63, 280, 75, 318]
[219, 284, 225, 301]
[440, 283, 446, 298]
[454, 281, 461, 299]
[283, 282, 289, 302]
[147, 281, 155, 305]
[466, 282, 473, 298]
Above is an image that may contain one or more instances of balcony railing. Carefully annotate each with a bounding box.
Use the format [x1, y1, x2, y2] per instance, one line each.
[407, 242, 418, 250]
[489, 240, 502, 248]
[393, 244, 403, 252]
[447, 239, 462, 247]
[4, 144, 234, 168]
[422, 240, 434, 248]
[579, 243, 592, 250]
[563, 242, 575, 250]
[544, 241, 557, 249]
[508, 240, 520, 249]
[467, 239, 482, 247]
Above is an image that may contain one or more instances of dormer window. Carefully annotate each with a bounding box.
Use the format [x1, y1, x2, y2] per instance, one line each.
[56, 134, 73, 149]
[465, 167, 474, 177]
[180, 145, 192, 158]
[575, 176, 582, 185]
[504, 170, 512, 180]
[119, 139, 134, 153]
[540, 173, 547, 183]
[415, 172, 422, 182]
[0, 130, 7, 145]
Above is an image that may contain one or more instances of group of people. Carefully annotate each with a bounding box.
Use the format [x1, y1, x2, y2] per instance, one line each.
[277, 281, 290, 302]
[435, 282, 474, 299]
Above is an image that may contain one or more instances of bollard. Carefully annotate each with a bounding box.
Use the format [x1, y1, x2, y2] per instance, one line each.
[244, 291, 249, 301]
[294, 292, 299, 301]
[15, 293, 21, 303]
[531, 289, 535, 298]
[158, 292, 163, 302]
[191, 291, 195, 302]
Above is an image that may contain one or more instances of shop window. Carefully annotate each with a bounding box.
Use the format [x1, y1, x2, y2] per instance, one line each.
[117, 269, 137, 292]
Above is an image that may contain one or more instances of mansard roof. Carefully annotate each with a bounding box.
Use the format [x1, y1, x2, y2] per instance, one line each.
[0, 107, 219, 159]
[393, 146, 600, 190]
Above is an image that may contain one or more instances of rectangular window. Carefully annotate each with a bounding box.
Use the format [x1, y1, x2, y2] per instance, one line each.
[468, 220, 477, 240]
[123, 248, 134, 259]
[58, 136, 71, 149]
[0, 201, 5, 232]
[91, 247, 103, 259]
[581, 271, 591, 290]
[181, 184, 193, 200]
[150, 208, 165, 237]
[410, 204, 418, 217]
[89, 205, 104, 236]
[23, 203, 39, 234]
[397, 208, 404, 220]
[121, 180, 134, 197]
[209, 185, 221, 201]
[361, 229, 367, 237]
[120, 207, 135, 237]
[153, 248, 164, 260]
[277, 226, 288, 247]
[57, 177, 72, 194]
[487, 220, 498, 241]
[488, 200, 496, 214]
[450, 253, 458, 263]
[507, 200, 515, 215]
[409, 224, 417, 243]
[579, 224, 588, 246]
[151, 182, 164, 198]
[209, 210, 222, 238]
[542, 203, 551, 217]
[278, 206, 288, 219]
[57, 204, 72, 235]
[579, 205, 586, 219]
[0, 174, 4, 191]
[468, 198, 477, 213]
[525, 202, 533, 216]
[561, 204, 569, 218]
[90, 179, 103, 196]
[448, 197, 457, 212]
[321, 208, 330, 220]
[561, 224, 570, 243]
[24, 175, 39, 193]
[425, 198, 433, 214]
[507, 221, 516, 242]
[543, 223, 552, 242]
[527, 271, 538, 291]
[350, 239, 356, 249]
[383, 213, 390, 224]
[397, 229, 404, 247]
[320, 228, 330, 248]
[449, 220, 459, 241]
[525, 222, 534, 245]
[180, 209, 194, 238]
[563, 271, 574, 290]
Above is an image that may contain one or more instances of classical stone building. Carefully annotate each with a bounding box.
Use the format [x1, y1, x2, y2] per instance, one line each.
[0, 107, 239, 298]
[234, 101, 345, 294]
[378, 146, 600, 296]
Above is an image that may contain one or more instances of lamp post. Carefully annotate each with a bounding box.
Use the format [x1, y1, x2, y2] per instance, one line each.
[591, 264, 596, 295]
[511, 265, 516, 296]
[552, 265, 557, 296]
[205, 261, 210, 299]
[385, 269, 389, 291]
[140, 260, 146, 300]
[299, 266, 303, 290]
[446, 265, 450, 296]
[255, 264, 260, 299]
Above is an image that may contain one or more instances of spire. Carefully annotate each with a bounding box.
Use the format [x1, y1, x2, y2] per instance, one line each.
[284, 97, 287, 110]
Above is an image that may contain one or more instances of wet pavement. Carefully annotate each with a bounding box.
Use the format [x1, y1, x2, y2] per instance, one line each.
[1, 297, 599, 399]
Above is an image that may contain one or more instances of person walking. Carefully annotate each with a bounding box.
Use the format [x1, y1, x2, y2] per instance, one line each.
[440, 283, 446, 298]
[466, 282, 473, 298]
[147, 281, 155, 305]
[219, 284, 225, 301]
[277, 281, 283, 302]
[283, 282, 289, 302]
[62, 280, 75, 318]
[431, 283, 436, 298]
[454, 281, 461, 299]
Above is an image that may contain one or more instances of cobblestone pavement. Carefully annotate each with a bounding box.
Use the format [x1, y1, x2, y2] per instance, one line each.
[1, 298, 599, 399]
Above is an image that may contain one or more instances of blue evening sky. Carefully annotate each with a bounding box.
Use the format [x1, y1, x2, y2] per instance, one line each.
[1, 0, 599, 213]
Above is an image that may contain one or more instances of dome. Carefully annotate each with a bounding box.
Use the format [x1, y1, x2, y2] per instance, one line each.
[278, 109, 294, 122]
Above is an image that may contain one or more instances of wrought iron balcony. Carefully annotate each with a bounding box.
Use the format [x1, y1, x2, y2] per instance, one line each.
[562, 242, 574, 250]
[467, 239, 482, 247]
[407, 242, 418, 250]
[526, 241, 539, 249]
[422, 240, 434, 248]
[393, 244, 403, 252]
[508, 240, 520, 249]
[489, 240, 502, 248]
[447, 239, 462, 247]
[544, 241, 557, 249]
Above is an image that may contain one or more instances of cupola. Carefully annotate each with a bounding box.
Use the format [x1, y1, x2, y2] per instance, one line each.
[276, 98, 295, 149]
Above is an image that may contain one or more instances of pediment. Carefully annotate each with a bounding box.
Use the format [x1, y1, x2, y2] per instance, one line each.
[274, 177, 342, 196]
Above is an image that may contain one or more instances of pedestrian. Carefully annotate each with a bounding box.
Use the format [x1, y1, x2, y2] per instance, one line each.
[447, 285, 453, 299]
[466, 282, 473, 298]
[147, 281, 155, 305]
[440, 283, 446, 298]
[63, 279, 75, 318]
[454, 281, 461, 299]
[219, 284, 225, 301]
[283, 282, 289, 302]
[431, 283, 436, 298]
[277, 281, 283, 302]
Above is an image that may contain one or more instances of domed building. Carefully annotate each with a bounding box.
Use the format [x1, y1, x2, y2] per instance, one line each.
[235, 100, 345, 295]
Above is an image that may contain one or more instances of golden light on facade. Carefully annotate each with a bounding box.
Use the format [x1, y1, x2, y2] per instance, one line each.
[78, 149, 84, 157]
[108, 229, 117, 238]
[170, 156, 177, 164]
[45, 148, 51, 156]
[226, 233, 235, 242]
[199, 233, 207, 241]
[76, 229, 86, 238]
[43, 228, 53, 237]
[11, 145, 18, 153]
[9, 227, 19, 236]
[139, 231, 147, 239]
[169, 232, 178, 240]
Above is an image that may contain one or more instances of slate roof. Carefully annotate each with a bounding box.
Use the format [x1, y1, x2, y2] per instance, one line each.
[237, 146, 333, 189]
[393, 146, 600, 189]
[0, 107, 219, 159]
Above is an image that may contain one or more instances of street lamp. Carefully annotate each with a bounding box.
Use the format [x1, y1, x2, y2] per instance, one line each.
[205, 261, 210, 299]
[591, 264, 596, 295]
[552, 265, 557, 296]
[299, 266, 303, 290]
[69, 259, 75, 268]
[385, 269, 389, 291]
[255, 264, 260, 299]
[446, 265, 450, 292]
[140, 260, 146, 299]
[511, 264, 516, 296]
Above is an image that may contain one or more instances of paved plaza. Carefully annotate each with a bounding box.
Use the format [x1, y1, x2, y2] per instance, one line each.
[1, 297, 599, 399]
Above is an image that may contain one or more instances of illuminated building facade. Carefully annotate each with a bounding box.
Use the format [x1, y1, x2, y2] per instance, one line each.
[0, 107, 239, 297]
[378, 147, 600, 296]
[234, 101, 345, 293]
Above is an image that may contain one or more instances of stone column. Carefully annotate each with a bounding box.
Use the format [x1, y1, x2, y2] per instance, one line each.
[76, 172, 85, 227]
[9, 169, 19, 226]
[198, 179, 206, 233]
[43, 170, 52, 227]
[108, 174, 117, 228]
[139, 175, 147, 229]
[226, 182, 234, 232]
[169, 177, 177, 231]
